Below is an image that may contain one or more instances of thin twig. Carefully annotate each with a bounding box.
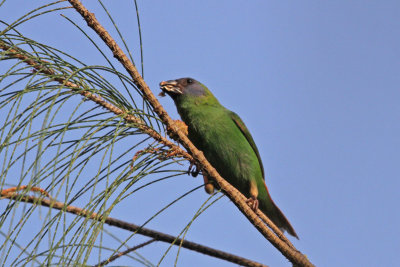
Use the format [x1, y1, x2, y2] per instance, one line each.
[93, 239, 156, 267]
[0, 191, 267, 267]
[64, 1, 314, 266]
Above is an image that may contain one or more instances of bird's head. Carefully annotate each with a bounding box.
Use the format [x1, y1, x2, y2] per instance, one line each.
[159, 78, 207, 99]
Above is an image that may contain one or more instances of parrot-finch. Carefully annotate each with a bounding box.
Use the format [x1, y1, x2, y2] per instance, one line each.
[159, 77, 298, 238]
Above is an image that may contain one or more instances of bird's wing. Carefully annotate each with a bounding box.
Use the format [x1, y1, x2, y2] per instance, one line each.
[229, 111, 265, 179]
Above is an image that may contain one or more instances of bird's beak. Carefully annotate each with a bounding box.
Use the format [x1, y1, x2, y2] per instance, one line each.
[159, 80, 183, 96]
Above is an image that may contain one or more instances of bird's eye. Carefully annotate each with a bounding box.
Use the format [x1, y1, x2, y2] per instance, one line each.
[187, 79, 193, 84]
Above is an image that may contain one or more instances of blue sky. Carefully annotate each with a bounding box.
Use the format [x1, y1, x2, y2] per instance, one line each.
[1, 1, 399, 266]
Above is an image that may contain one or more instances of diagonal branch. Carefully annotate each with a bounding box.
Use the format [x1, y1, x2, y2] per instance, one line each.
[0, 41, 193, 163]
[0, 190, 267, 267]
[0, 38, 270, 267]
[0, 43, 272, 266]
[65, 1, 314, 266]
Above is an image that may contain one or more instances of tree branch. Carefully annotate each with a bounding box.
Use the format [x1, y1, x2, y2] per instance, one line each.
[0, 39, 269, 267]
[0, 41, 193, 163]
[93, 239, 156, 267]
[0, 189, 267, 267]
[65, 0, 314, 266]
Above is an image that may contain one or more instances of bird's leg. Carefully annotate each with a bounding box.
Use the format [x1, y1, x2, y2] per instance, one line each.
[246, 181, 259, 211]
[203, 174, 215, 194]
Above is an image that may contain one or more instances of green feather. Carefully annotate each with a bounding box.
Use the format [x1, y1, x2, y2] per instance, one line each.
[161, 78, 298, 238]
[229, 111, 265, 179]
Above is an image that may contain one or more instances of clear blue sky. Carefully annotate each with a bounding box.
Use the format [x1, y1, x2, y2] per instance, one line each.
[1, 1, 399, 266]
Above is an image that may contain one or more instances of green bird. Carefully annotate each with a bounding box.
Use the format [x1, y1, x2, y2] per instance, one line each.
[160, 77, 298, 238]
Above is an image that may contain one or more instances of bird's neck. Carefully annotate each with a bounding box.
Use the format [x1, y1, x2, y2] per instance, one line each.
[175, 94, 223, 123]
[176, 93, 220, 109]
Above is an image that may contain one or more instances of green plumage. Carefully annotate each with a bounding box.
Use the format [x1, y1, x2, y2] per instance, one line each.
[160, 78, 298, 238]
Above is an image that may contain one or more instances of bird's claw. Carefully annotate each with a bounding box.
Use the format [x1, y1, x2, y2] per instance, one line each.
[187, 163, 200, 177]
[246, 197, 259, 211]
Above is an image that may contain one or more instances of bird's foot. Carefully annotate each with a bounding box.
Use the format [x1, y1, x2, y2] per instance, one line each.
[187, 163, 200, 177]
[246, 196, 259, 211]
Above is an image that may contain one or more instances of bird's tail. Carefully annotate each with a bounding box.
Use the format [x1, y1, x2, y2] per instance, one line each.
[259, 181, 299, 239]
